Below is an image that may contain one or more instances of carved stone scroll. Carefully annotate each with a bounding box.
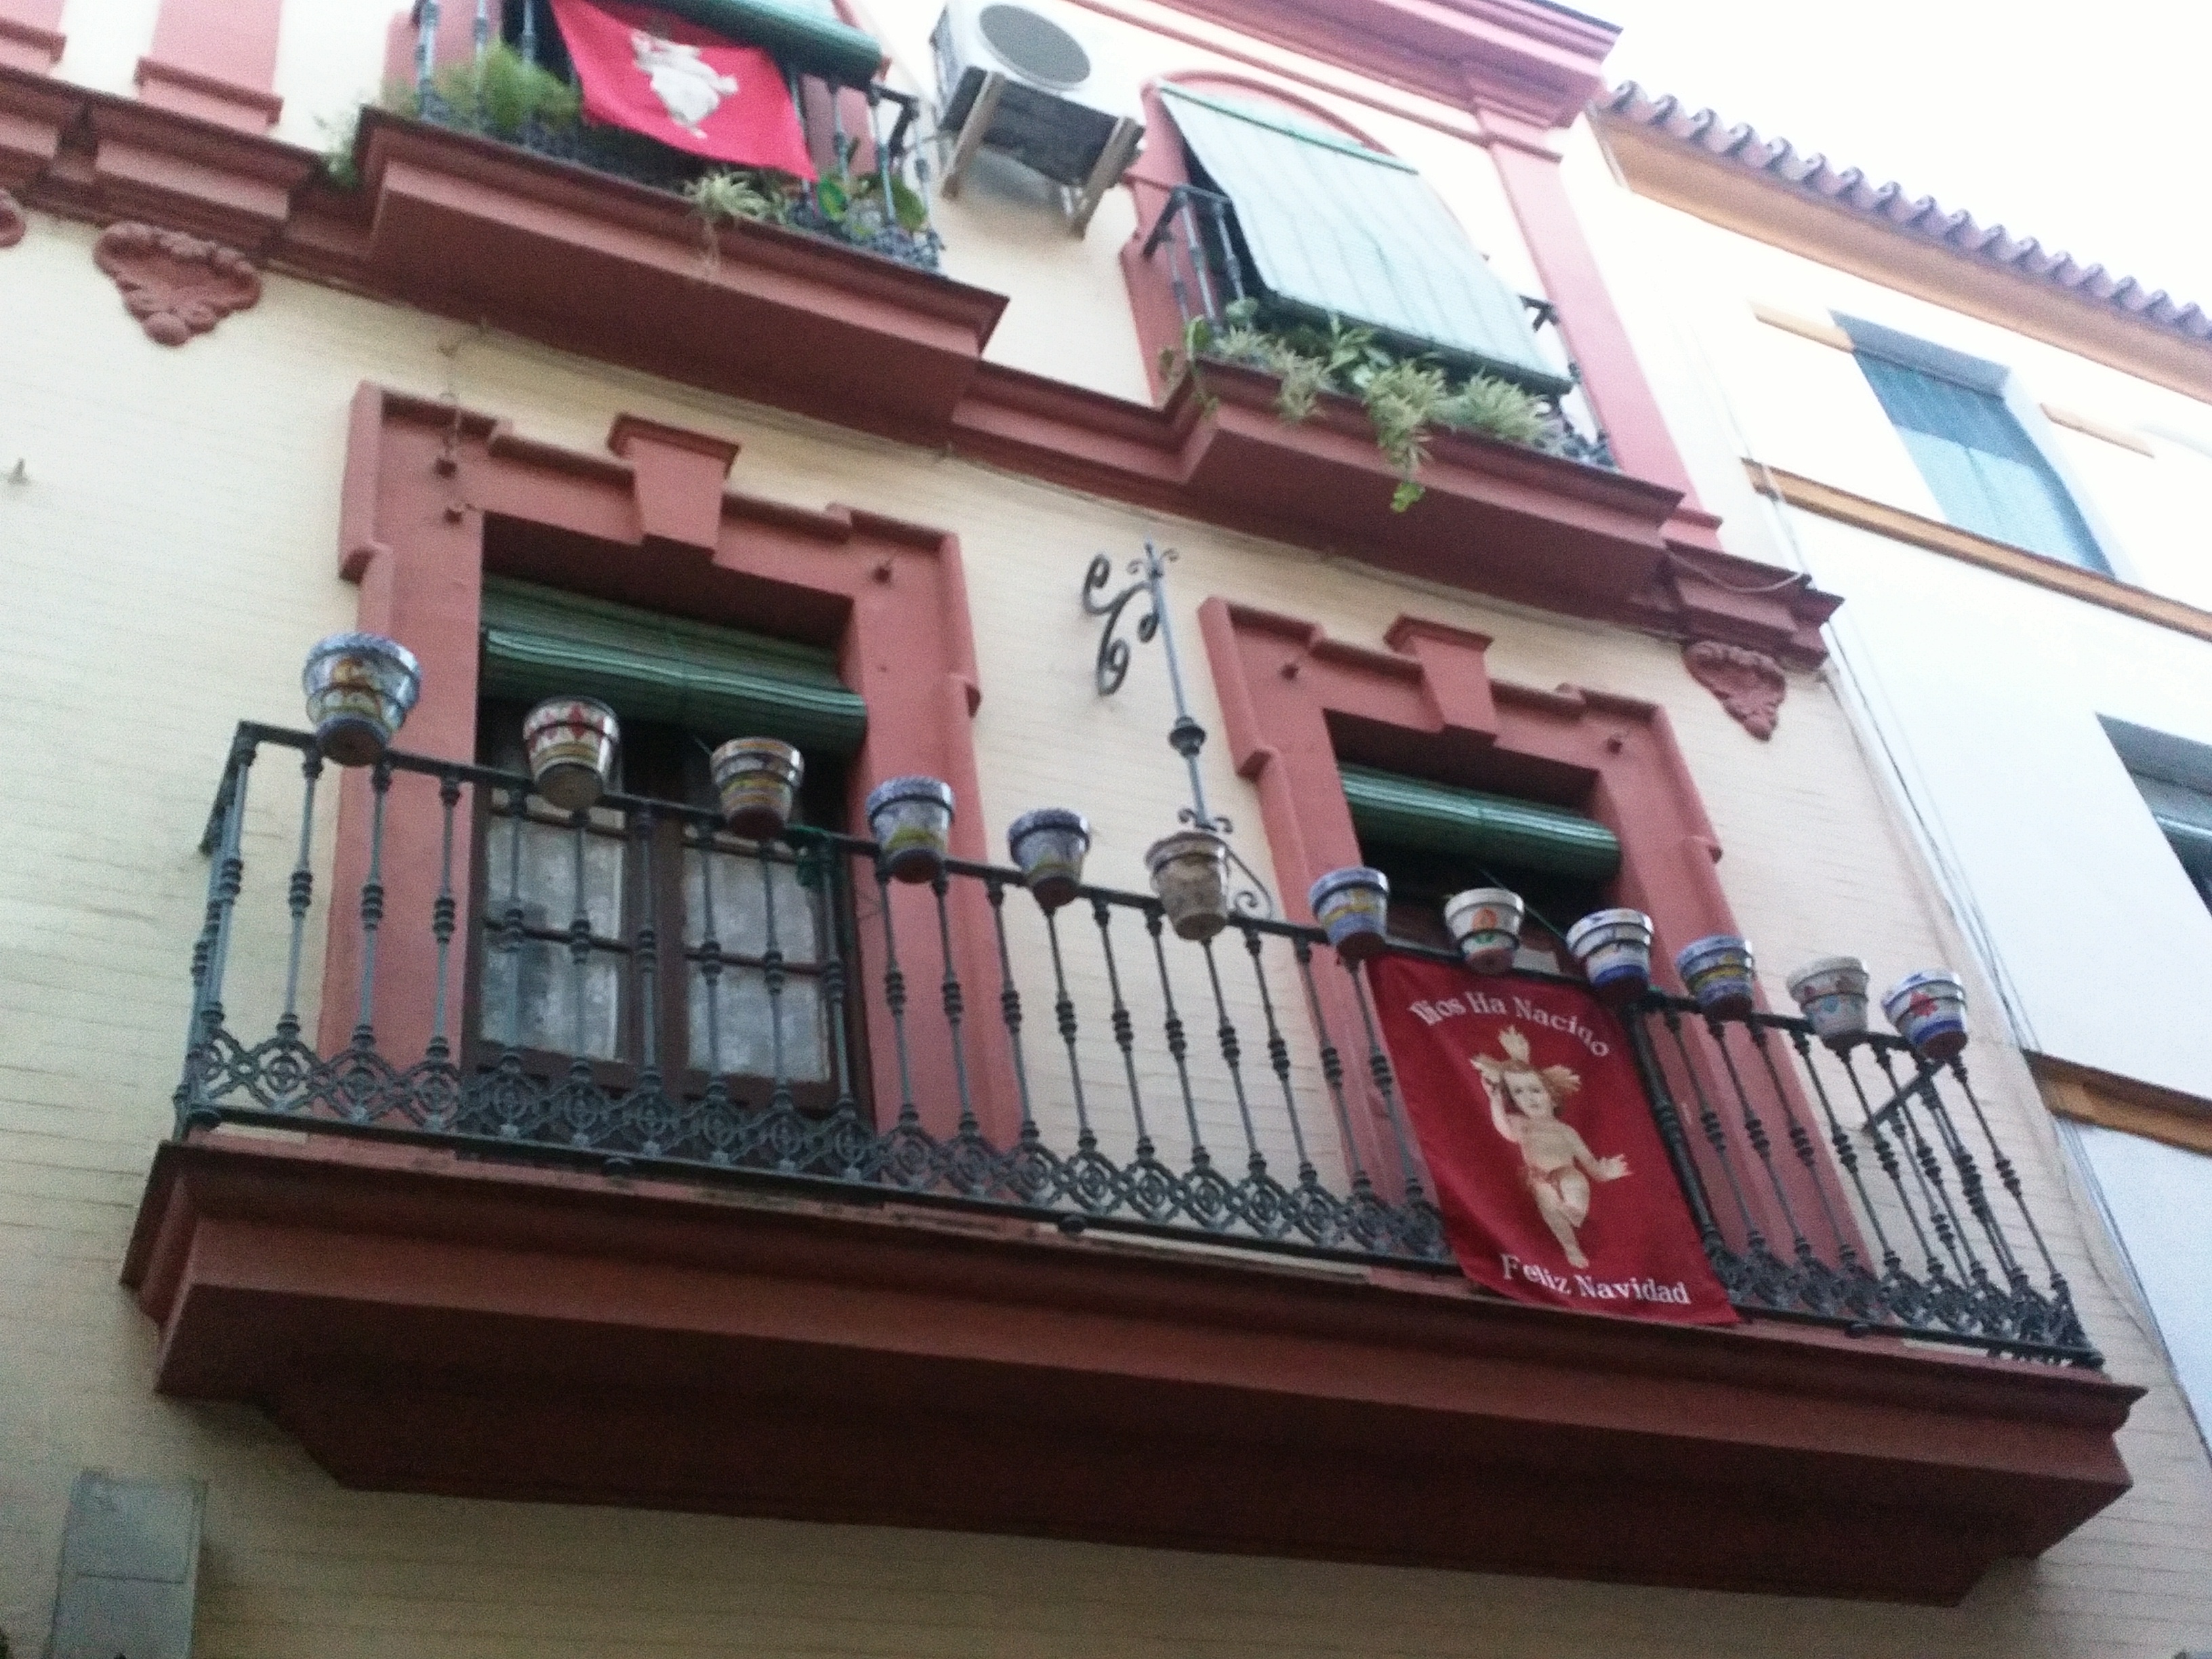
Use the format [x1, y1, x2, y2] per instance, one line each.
[1683, 640, 1786, 739]
[92, 222, 261, 345]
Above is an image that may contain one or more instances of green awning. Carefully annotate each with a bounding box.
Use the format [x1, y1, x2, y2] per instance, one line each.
[1160, 85, 1570, 397]
[1340, 764, 1619, 881]
[479, 578, 867, 758]
[649, 0, 883, 86]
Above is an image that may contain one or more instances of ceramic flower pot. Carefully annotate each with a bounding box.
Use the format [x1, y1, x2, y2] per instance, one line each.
[1676, 934, 1757, 1019]
[1442, 886, 1524, 975]
[1145, 830, 1231, 942]
[1309, 866, 1391, 963]
[1565, 907, 1655, 1003]
[711, 737, 804, 841]
[1008, 808, 1091, 911]
[1883, 969, 1969, 1063]
[302, 632, 421, 766]
[1786, 955, 1870, 1046]
[866, 775, 956, 884]
[522, 697, 620, 812]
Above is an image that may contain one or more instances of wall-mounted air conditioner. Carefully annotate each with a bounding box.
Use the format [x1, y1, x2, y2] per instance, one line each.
[930, 0, 1144, 234]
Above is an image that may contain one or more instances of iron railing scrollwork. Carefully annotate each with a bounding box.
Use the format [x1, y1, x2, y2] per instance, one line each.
[173, 723, 2097, 1365]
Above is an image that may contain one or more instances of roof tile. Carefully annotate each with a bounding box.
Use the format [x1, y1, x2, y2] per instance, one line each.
[1599, 82, 2207, 356]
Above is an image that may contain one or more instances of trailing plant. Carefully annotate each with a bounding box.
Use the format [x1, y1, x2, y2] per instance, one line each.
[1161, 298, 1560, 511]
[317, 108, 363, 190]
[683, 167, 791, 276]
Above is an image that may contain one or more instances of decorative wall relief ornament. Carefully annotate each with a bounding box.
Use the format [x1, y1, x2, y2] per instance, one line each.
[0, 190, 24, 249]
[1683, 640, 1786, 739]
[92, 222, 262, 345]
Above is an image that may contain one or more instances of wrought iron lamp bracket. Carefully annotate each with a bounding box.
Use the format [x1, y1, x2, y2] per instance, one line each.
[1084, 545, 1275, 918]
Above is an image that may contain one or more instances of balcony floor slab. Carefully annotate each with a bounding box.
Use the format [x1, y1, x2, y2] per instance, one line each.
[123, 1132, 2139, 1603]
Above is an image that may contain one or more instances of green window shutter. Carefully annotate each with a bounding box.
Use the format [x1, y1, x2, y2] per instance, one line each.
[1159, 85, 1570, 397]
[479, 578, 868, 758]
[644, 0, 884, 85]
[1850, 348, 2109, 573]
[1340, 764, 1620, 881]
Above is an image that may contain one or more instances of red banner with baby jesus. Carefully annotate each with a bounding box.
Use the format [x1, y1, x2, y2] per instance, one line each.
[1369, 955, 1735, 1325]
[549, 0, 816, 176]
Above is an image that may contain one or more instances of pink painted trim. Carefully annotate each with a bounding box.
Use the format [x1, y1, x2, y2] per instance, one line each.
[0, 7, 64, 73]
[1199, 596, 1854, 1253]
[137, 0, 284, 132]
[1479, 131, 1711, 535]
[327, 385, 1012, 1145]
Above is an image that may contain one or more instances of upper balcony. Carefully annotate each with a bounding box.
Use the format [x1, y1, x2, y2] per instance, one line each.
[127, 722, 2137, 1604]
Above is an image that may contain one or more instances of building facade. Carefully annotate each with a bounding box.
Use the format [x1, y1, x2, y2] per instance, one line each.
[1586, 82, 2212, 1448]
[0, 1, 2207, 1656]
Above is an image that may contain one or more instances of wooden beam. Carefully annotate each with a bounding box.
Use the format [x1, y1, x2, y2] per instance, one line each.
[2030, 1052, 2212, 1159]
[1744, 461, 2212, 646]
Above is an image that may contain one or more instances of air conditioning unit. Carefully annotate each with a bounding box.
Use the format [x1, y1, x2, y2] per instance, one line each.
[930, 0, 1144, 234]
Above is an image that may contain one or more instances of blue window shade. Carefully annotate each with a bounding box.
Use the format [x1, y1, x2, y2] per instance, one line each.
[1160, 85, 1569, 396]
[1854, 354, 2109, 571]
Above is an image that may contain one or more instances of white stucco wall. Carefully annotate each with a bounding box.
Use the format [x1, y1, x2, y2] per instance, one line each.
[1570, 127, 2212, 1106]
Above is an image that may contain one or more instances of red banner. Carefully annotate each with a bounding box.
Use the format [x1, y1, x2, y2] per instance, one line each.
[550, 0, 815, 178]
[1369, 956, 1735, 1325]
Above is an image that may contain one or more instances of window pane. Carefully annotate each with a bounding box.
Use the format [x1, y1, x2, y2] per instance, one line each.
[481, 936, 624, 1059]
[478, 811, 627, 1060]
[684, 844, 821, 962]
[1856, 354, 2108, 571]
[687, 965, 831, 1084]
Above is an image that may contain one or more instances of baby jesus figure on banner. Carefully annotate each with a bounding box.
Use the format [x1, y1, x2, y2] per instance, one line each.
[1475, 1027, 1629, 1268]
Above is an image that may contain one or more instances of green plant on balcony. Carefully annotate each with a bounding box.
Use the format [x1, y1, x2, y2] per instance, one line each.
[1164, 300, 1557, 511]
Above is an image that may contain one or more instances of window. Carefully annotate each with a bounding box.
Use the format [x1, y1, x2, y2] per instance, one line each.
[1337, 764, 1620, 972]
[1158, 84, 1569, 396]
[2104, 718, 2212, 915]
[467, 580, 870, 1110]
[1841, 316, 2109, 572]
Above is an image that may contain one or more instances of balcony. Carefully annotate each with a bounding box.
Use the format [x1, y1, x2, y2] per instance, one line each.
[125, 724, 2139, 1602]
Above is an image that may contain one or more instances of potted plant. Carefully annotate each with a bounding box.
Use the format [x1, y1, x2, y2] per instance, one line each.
[522, 697, 620, 811]
[301, 632, 422, 766]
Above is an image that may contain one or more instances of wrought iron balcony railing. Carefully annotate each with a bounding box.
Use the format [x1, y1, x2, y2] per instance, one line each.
[176, 724, 2094, 1365]
[1141, 184, 1616, 470]
[393, 1, 943, 272]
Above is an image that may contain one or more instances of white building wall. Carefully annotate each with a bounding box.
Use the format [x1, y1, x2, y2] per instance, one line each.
[1572, 129, 2212, 1107]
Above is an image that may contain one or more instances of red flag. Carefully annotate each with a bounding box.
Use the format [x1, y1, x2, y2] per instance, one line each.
[1370, 956, 1736, 1326]
[549, 0, 816, 178]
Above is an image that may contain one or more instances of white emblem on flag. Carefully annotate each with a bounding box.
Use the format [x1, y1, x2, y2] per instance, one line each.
[630, 28, 737, 137]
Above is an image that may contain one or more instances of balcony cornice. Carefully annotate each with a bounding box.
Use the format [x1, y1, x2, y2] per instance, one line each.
[127, 1134, 2138, 1603]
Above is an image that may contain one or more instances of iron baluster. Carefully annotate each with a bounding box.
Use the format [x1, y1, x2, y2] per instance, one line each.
[1293, 937, 1367, 1198]
[1142, 904, 1207, 1170]
[424, 773, 460, 1066]
[472, 0, 489, 59]
[415, 0, 441, 98]
[1948, 1057, 2083, 1334]
[518, 0, 537, 64]
[1042, 907, 1097, 1151]
[1178, 194, 1219, 321]
[1622, 1006, 1727, 1258]
[178, 742, 249, 1131]
[494, 787, 529, 1136]
[1349, 960, 1427, 1205]
[931, 874, 978, 1135]
[875, 863, 920, 1133]
[1706, 1017, 1818, 1273]
[274, 750, 323, 1047]
[1200, 938, 1265, 1180]
[759, 842, 792, 1115]
[1914, 1068, 2027, 1292]
[1871, 1046, 1983, 1292]
[1788, 1028, 1893, 1278]
[814, 844, 865, 1174]
[984, 878, 1036, 1134]
[695, 823, 733, 1164]
[1745, 1022, 1856, 1267]
[351, 761, 391, 1050]
[1659, 1005, 1768, 1273]
[1835, 1040, 1937, 1284]
[1244, 924, 1315, 1187]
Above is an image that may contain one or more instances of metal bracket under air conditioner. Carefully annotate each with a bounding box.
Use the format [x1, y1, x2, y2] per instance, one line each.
[937, 71, 1141, 237]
